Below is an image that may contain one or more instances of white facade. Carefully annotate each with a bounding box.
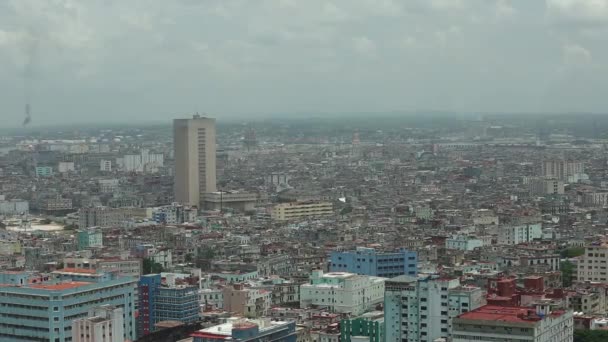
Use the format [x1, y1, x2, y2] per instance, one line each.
[577, 244, 608, 283]
[100, 160, 112, 172]
[98, 179, 119, 193]
[445, 235, 484, 251]
[0, 199, 29, 215]
[72, 305, 124, 342]
[384, 275, 476, 342]
[58, 161, 75, 173]
[300, 270, 385, 315]
[116, 149, 164, 173]
[200, 288, 224, 309]
[498, 223, 542, 245]
[151, 203, 198, 224]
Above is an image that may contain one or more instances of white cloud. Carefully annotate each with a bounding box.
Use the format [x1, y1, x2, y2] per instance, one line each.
[352, 36, 377, 57]
[429, 0, 465, 11]
[562, 43, 592, 65]
[546, 0, 608, 26]
[496, 0, 516, 18]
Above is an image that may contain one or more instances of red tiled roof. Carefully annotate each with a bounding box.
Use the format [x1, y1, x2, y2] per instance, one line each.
[457, 305, 562, 324]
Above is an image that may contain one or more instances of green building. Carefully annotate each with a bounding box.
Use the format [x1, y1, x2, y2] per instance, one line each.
[340, 316, 384, 342]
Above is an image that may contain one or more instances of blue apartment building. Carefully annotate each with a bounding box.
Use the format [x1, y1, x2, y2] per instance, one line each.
[138, 274, 200, 336]
[0, 269, 137, 342]
[329, 247, 417, 278]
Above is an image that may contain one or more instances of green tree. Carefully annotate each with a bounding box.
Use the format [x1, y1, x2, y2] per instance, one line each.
[560, 247, 585, 258]
[561, 260, 575, 287]
[574, 330, 608, 342]
[142, 258, 164, 275]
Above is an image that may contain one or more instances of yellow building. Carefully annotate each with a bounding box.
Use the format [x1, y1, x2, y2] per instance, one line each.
[271, 201, 333, 221]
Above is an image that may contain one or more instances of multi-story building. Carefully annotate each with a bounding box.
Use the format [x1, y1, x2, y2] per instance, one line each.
[98, 179, 119, 193]
[0, 198, 29, 215]
[581, 191, 608, 207]
[58, 161, 75, 173]
[271, 201, 333, 221]
[72, 305, 124, 342]
[77, 229, 103, 250]
[384, 274, 483, 342]
[151, 202, 197, 224]
[191, 318, 296, 342]
[0, 269, 137, 342]
[577, 244, 608, 283]
[78, 207, 125, 228]
[40, 197, 73, 212]
[300, 270, 386, 316]
[63, 257, 142, 279]
[137, 274, 199, 336]
[529, 178, 565, 196]
[203, 191, 258, 212]
[340, 316, 384, 342]
[542, 159, 583, 181]
[497, 223, 542, 245]
[174, 115, 217, 207]
[35, 166, 54, 177]
[99, 160, 112, 172]
[116, 149, 164, 173]
[329, 247, 418, 278]
[452, 304, 573, 342]
[223, 284, 272, 318]
[445, 235, 484, 251]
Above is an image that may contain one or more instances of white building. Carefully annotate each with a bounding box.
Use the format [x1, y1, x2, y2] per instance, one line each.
[497, 223, 542, 245]
[384, 274, 483, 342]
[98, 179, 119, 193]
[116, 149, 164, 173]
[542, 159, 584, 181]
[100, 160, 112, 172]
[300, 270, 385, 316]
[577, 244, 608, 283]
[0, 198, 29, 215]
[151, 203, 197, 224]
[200, 288, 224, 310]
[58, 161, 75, 173]
[445, 235, 484, 251]
[72, 305, 124, 342]
[529, 178, 564, 196]
[452, 304, 573, 342]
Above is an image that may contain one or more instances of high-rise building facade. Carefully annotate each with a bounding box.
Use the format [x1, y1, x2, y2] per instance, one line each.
[541, 159, 583, 180]
[384, 274, 483, 342]
[174, 115, 217, 207]
[137, 274, 200, 336]
[0, 269, 137, 342]
[577, 244, 608, 283]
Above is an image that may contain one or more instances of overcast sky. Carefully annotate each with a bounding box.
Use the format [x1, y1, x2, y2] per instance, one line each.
[1, 0, 608, 127]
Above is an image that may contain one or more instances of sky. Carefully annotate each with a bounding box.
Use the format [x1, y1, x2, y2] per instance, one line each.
[1, 0, 608, 127]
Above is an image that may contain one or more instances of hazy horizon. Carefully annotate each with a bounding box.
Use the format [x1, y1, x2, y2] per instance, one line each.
[2, 1, 608, 127]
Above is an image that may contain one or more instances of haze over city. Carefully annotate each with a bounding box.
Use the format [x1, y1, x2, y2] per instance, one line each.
[2, 0, 608, 127]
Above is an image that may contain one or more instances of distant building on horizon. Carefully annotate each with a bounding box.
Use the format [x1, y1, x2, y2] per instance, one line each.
[174, 115, 217, 207]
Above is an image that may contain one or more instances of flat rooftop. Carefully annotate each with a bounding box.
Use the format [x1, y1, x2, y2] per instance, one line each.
[29, 281, 92, 290]
[457, 305, 567, 324]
